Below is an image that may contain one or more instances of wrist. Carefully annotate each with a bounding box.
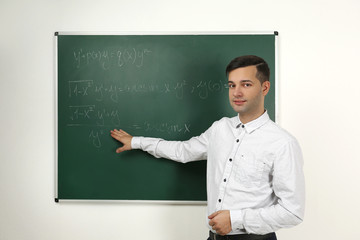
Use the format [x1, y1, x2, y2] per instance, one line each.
[131, 136, 141, 149]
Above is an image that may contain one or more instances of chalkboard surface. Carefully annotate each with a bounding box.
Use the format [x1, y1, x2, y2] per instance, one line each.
[56, 33, 276, 202]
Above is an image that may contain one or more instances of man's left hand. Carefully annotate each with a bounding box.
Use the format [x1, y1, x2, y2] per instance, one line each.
[208, 210, 232, 236]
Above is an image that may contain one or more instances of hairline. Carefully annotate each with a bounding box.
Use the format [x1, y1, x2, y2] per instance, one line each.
[227, 65, 269, 85]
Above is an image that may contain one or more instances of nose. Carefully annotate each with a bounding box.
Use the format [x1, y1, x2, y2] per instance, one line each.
[232, 86, 243, 97]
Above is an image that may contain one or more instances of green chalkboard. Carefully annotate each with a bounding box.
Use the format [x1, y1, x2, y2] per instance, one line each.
[56, 33, 276, 202]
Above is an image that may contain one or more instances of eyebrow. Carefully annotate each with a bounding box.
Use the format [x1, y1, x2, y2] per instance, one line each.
[228, 80, 254, 83]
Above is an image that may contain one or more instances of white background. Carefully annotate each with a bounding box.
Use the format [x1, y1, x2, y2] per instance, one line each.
[1, 0, 360, 239]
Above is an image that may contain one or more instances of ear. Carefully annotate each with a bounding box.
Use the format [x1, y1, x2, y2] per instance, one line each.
[262, 81, 270, 96]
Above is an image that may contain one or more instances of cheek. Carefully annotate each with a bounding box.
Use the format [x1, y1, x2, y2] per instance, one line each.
[249, 89, 263, 102]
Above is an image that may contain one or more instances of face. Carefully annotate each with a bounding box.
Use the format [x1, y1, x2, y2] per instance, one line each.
[228, 66, 270, 120]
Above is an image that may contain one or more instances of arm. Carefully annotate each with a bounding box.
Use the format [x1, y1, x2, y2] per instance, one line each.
[132, 134, 209, 163]
[230, 139, 305, 234]
[111, 123, 214, 163]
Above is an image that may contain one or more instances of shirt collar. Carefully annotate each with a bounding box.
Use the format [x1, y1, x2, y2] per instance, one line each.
[233, 110, 270, 133]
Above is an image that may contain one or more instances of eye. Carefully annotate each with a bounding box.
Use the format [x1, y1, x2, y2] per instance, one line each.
[243, 83, 252, 87]
[228, 83, 235, 88]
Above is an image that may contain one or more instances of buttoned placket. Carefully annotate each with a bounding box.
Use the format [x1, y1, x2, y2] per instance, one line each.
[215, 123, 246, 210]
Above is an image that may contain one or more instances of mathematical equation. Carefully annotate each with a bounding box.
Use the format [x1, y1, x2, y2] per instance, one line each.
[88, 122, 191, 148]
[66, 105, 191, 148]
[68, 79, 228, 101]
[67, 105, 120, 127]
[73, 48, 152, 70]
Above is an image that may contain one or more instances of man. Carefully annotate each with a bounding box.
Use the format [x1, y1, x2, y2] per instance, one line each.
[110, 55, 305, 240]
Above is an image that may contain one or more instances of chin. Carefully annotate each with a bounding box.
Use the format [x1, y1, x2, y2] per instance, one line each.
[231, 106, 246, 114]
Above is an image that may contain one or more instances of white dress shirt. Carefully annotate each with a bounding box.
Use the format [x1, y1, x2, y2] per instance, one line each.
[131, 111, 305, 235]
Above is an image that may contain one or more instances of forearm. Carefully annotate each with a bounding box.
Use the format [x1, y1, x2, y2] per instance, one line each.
[131, 136, 162, 158]
[230, 202, 304, 234]
[131, 135, 208, 163]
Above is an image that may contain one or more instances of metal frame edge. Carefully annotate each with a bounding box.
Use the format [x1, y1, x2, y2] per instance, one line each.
[56, 31, 276, 36]
[275, 33, 279, 124]
[54, 33, 59, 201]
[57, 199, 207, 205]
[54, 31, 277, 203]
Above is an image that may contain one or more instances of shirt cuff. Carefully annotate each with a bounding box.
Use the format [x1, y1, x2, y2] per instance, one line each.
[230, 210, 245, 232]
[131, 136, 142, 149]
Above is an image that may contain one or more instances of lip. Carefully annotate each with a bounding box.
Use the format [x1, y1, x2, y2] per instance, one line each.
[233, 99, 246, 106]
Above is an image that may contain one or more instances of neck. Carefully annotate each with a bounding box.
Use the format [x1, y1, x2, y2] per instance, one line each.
[239, 108, 265, 124]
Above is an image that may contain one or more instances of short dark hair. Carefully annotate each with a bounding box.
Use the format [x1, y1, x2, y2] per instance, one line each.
[225, 55, 270, 84]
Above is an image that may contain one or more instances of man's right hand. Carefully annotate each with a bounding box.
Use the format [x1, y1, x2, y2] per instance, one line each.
[110, 129, 133, 153]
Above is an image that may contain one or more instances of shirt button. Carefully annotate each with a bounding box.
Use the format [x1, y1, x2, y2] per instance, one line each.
[229, 158, 232, 162]
[223, 179, 227, 182]
[242, 125, 245, 128]
[236, 139, 239, 143]
[218, 199, 222, 202]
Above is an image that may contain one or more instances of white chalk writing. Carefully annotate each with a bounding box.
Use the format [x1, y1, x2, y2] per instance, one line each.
[68, 79, 227, 102]
[73, 48, 152, 70]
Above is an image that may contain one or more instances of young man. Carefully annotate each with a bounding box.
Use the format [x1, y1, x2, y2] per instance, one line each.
[110, 55, 305, 240]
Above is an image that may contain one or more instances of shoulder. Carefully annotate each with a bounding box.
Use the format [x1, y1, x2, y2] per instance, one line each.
[201, 116, 237, 137]
[264, 122, 304, 165]
[263, 120, 300, 146]
[210, 116, 238, 129]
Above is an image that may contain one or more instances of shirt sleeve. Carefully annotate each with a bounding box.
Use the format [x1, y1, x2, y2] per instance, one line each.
[131, 123, 214, 163]
[230, 139, 305, 234]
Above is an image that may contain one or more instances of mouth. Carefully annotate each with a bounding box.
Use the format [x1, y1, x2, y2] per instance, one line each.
[233, 99, 247, 106]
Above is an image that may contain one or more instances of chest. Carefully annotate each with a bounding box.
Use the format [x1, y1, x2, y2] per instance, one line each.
[209, 128, 278, 187]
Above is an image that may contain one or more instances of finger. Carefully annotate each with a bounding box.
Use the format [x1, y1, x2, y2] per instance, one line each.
[208, 211, 219, 219]
[113, 129, 123, 135]
[111, 132, 122, 141]
[111, 129, 123, 136]
[111, 129, 126, 137]
[111, 131, 122, 137]
[119, 129, 130, 136]
[212, 225, 219, 232]
[116, 146, 125, 153]
[112, 130, 128, 139]
[209, 219, 214, 226]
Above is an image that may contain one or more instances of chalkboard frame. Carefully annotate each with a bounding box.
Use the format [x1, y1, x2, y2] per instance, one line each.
[55, 31, 279, 204]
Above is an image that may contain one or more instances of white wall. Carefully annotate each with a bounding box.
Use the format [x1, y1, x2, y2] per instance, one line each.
[1, 0, 360, 239]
